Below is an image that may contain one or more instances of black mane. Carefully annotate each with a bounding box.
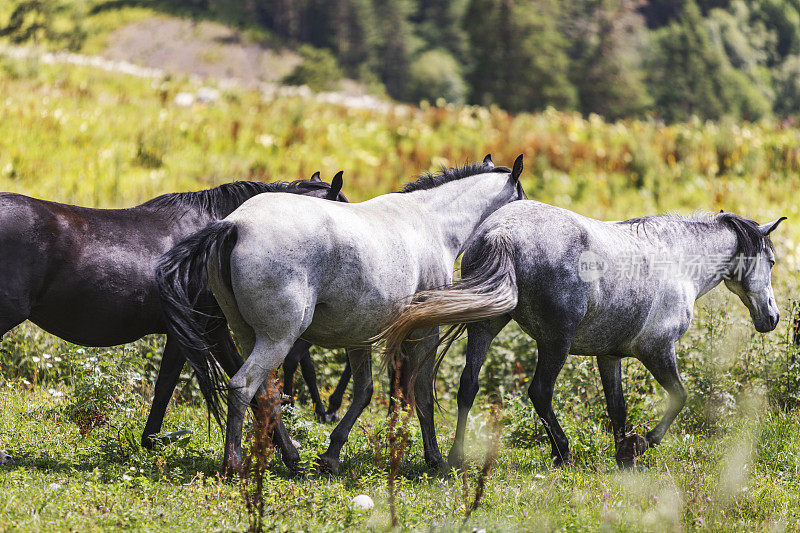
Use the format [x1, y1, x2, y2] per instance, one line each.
[717, 212, 774, 256]
[397, 161, 511, 193]
[620, 212, 773, 256]
[141, 180, 332, 219]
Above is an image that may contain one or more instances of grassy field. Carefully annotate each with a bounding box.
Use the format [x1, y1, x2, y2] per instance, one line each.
[0, 48, 799, 531]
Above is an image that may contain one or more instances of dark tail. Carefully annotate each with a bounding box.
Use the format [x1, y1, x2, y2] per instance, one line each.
[156, 221, 239, 429]
[376, 231, 518, 391]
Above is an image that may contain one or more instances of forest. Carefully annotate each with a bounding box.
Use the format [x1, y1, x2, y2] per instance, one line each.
[241, 0, 800, 121]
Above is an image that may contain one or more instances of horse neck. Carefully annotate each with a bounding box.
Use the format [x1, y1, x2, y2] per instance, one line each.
[655, 219, 739, 299]
[403, 173, 512, 258]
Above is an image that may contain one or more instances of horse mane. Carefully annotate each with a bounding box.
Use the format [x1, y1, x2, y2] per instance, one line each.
[717, 212, 774, 256]
[397, 161, 511, 193]
[140, 180, 332, 219]
[620, 211, 773, 256]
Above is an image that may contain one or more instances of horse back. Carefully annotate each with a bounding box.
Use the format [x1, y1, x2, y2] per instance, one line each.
[0, 193, 203, 344]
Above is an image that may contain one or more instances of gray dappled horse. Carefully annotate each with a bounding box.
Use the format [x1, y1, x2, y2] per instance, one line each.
[380, 201, 785, 469]
[157, 155, 526, 475]
[0, 174, 345, 466]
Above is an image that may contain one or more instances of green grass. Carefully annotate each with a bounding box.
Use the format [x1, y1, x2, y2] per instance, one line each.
[0, 44, 799, 531]
[3, 367, 800, 531]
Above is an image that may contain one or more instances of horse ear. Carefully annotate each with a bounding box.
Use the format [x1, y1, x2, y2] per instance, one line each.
[326, 171, 344, 200]
[483, 154, 494, 167]
[310, 171, 322, 182]
[510, 154, 523, 182]
[758, 217, 787, 235]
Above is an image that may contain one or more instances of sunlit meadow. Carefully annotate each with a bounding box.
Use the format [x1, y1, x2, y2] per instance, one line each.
[0, 49, 799, 531]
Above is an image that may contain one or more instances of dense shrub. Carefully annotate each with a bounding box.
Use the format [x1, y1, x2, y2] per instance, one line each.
[282, 45, 342, 92]
[408, 49, 467, 105]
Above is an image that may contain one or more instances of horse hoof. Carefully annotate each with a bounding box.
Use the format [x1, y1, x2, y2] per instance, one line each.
[0, 452, 14, 466]
[553, 454, 575, 468]
[426, 455, 448, 474]
[630, 433, 649, 456]
[324, 412, 339, 424]
[615, 433, 649, 466]
[316, 455, 339, 475]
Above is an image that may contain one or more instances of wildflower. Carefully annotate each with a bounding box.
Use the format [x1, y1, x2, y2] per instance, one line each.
[122, 474, 132, 482]
[31, 356, 40, 363]
[42, 353, 51, 359]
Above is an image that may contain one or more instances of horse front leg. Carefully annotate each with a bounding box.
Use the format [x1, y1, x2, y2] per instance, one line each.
[324, 360, 351, 423]
[529, 338, 572, 467]
[639, 346, 687, 448]
[296, 345, 329, 422]
[141, 336, 185, 448]
[597, 355, 647, 469]
[318, 347, 372, 474]
[449, 317, 509, 469]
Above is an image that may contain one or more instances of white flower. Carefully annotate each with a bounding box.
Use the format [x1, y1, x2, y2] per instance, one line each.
[45, 363, 53, 368]
[54, 357, 62, 363]
[76, 348, 86, 355]
[174, 92, 194, 107]
[122, 474, 132, 482]
[31, 356, 40, 363]
[42, 353, 51, 359]
[47, 388, 63, 398]
[257, 134, 275, 147]
[48, 483, 61, 490]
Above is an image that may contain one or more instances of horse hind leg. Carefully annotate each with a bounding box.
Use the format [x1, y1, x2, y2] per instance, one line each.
[403, 327, 447, 470]
[528, 338, 572, 467]
[449, 316, 509, 469]
[223, 335, 300, 476]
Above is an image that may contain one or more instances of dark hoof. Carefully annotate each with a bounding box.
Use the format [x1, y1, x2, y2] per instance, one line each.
[553, 454, 575, 468]
[323, 412, 339, 424]
[0, 451, 14, 466]
[316, 455, 339, 475]
[286, 461, 305, 479]
[615, 433, 649, 466]
[425, 454, 448, 474]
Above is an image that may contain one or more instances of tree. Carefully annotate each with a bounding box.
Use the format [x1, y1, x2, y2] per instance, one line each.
[408, 49, 468, 104]
[465, 0, 576, 112]
[647, 0, 769, 121]
[370, 0, 419, 100]
[570, 0, 652, 120]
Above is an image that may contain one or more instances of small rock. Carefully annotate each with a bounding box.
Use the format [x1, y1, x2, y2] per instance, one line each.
[351, 494, 374, 510]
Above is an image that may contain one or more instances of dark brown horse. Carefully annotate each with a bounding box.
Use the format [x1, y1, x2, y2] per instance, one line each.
[0, 174, 346, 465]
